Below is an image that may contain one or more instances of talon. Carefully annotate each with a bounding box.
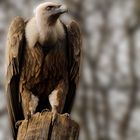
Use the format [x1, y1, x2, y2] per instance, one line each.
[63, 113, 70, 118]
[41, 108, 50, 114]
[15, 120, 23, 128]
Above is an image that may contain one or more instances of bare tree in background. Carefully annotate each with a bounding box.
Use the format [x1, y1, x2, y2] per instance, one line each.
[64, 0, 140, 140]
[1, 0, 140, 140]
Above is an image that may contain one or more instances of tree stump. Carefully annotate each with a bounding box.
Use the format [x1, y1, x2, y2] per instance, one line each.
[17, 112, 80, 140]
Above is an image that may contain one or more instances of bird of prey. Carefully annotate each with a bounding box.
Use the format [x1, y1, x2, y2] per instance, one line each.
[5, 1, 82, 139]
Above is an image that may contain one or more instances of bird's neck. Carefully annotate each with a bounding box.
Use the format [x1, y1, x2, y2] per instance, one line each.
[35, 16, 65, 45]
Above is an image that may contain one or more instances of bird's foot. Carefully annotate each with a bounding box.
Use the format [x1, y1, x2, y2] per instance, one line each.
[41, 108, 50, 114]
[15, 120, 23, 128]
[52, 111, 57, 125]
[63, 113, 70, 118]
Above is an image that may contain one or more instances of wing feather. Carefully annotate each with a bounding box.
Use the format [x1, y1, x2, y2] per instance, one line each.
[5, 17, 25, 139]
[63, 21, 82, 113]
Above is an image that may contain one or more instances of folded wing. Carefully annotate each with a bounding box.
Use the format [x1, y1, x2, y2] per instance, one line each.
[63, 21, 82, 113]
[5, 17, 25, 139]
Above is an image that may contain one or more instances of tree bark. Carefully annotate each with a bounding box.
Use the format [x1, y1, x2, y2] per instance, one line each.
[17, 112, 80, 140]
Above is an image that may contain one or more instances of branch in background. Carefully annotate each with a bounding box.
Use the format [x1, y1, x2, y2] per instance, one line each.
[119, 26, 138, 140]
[0, 107, 7, 117]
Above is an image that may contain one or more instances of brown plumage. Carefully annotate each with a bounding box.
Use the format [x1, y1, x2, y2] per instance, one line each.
[5, 2, 82, 139]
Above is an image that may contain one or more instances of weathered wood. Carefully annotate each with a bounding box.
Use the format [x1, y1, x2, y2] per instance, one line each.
[17, 112, 80, 140]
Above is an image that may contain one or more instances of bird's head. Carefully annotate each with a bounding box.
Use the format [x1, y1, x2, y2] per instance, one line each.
[34, 2, 68, 26]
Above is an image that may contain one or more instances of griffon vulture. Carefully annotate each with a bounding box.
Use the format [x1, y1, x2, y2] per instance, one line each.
[6, 2, 82, 139]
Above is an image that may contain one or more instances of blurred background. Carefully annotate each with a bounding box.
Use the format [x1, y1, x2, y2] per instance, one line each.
[1, 0, 140, 140]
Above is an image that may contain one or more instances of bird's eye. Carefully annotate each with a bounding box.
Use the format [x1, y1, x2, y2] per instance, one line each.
[46, 6, 54, 11]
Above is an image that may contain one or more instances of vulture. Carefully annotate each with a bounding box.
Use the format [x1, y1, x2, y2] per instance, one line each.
[6, 1, 82, 139]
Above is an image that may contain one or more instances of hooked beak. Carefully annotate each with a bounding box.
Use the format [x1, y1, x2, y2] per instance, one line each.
[48, 4, 68, 25]
[53, 5, 68, 15]
[58, 5, 68, 14]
